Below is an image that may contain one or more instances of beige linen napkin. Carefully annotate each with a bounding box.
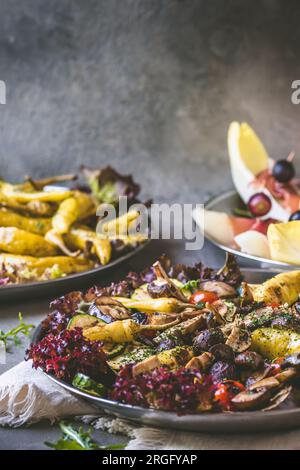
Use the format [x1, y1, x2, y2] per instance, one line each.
[1, 361, 300, 449]
[0, 361, 96, 426]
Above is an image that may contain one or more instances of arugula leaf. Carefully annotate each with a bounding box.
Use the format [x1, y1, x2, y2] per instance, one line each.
[0, 313, 34, 350]
[45, 422, 126, 451]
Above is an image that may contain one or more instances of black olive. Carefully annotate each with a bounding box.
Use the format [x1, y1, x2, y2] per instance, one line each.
[209, 343, 235, 363]
[272, 159, 295, 183]
[235, 351, 264, 370]
[192, 328, 224, 355]
[209, 361, 237, 383]
[289, 210, 300, 221]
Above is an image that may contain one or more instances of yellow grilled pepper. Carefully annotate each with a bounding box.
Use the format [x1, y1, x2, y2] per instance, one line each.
[0, 208, 51, 235]
[251, 270, 300, 305]
[251, 327, 300, 360]
[2, 187, 72, 203]
[52, 192, 95, 234]
[65, 227, 111, 265]
[0, 192, 54, 216]
[0, 253, 93, 275]
[112, 297, 190, 313]
[45, 229, 79, 257]
[83, 318, 179, 343]
[100, 210, 140, 237]
[0, 227, 58, 257]
[107, 233, 148, 245]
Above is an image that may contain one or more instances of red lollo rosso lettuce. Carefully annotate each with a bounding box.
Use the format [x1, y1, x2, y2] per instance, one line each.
[26, 328, 109, 382]
[110, 365, 214, 414]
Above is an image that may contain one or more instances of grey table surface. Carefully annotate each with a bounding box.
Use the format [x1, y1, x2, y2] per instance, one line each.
[0, 238, 225, 450]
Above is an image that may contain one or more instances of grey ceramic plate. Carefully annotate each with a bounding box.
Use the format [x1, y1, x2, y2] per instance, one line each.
[31, 268, 300, 433]
[205, 190, 296, 270]
[0, 240, 150, 301]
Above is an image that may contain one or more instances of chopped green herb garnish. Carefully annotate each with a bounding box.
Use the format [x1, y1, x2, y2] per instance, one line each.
[45, 422, 126, 450]
[0, 313, 34, 350]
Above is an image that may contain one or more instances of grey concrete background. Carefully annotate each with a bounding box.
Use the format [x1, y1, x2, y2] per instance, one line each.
[1, 0, 300, 204]
[1, 0, 300, 450]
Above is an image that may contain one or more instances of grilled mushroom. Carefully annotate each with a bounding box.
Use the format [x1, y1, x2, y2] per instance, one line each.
[232, 368, 297, 410]
[148, 261, 188, 302]
[212, 300, 237, 323]
[199, 281, 236, 298]
[231, 386, 271, 410]
[193, 328, 224, 355]
[185, 352, 215, 372]
[225, 325, 251, 353]
[88, 296, 130, 322]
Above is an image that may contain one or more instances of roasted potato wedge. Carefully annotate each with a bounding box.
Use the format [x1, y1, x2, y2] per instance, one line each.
[250, 270, 300, 305]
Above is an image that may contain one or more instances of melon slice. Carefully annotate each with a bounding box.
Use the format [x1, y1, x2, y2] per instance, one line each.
[234, 230, 271, 259]
[193, 208, 254, 247]
[228, 122, 289, 221]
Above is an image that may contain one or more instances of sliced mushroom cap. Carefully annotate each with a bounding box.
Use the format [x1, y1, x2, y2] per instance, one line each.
[262, 386, 292, 411]
[248, 376, 280, 391]
[88, 296, 130, 321]
[225, 325, 251, 353]
[273, 368, 297, 384]
[199, 281, 236, 298]
[185, 352, 215, 372]
[212, 300, 237, 323]
[231, 387, 271, 410]
[152, 261, 187, 302]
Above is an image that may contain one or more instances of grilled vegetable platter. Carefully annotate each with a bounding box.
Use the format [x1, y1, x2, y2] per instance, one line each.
[0, 166, 148, 290]
[28, 254, 300, 430]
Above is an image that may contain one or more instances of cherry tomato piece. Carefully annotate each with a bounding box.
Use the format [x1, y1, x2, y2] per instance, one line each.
[214, 380, 245, 411]
[267, 363, 281, 377]
[267, 302, 280, 308]
[190, 290, 219, 305]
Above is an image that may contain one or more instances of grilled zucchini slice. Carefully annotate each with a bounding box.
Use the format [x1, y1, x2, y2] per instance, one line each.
[72, 373, 106, 397]
[67, 313, 103, 330]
